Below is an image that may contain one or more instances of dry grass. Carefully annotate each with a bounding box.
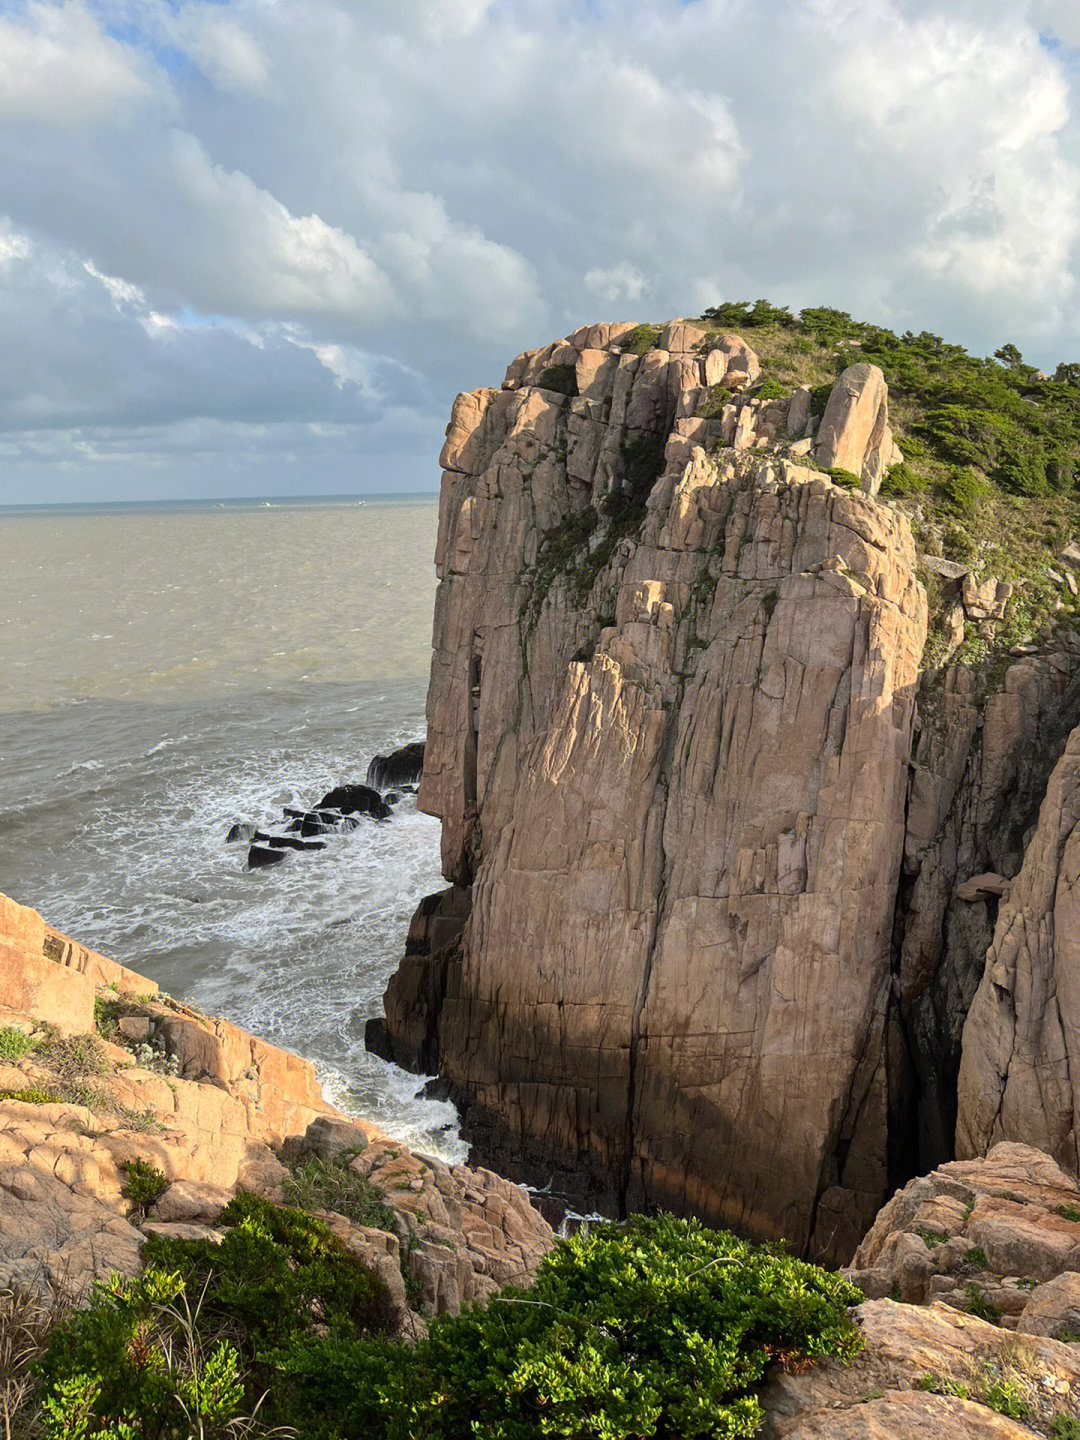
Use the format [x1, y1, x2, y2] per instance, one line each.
[0, 1282, 74, 1440]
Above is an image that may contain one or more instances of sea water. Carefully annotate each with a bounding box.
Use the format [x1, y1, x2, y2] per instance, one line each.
[0, 495, 466, 1158]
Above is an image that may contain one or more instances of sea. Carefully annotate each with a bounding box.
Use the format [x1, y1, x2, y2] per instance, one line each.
[0, 494, 467, 1159]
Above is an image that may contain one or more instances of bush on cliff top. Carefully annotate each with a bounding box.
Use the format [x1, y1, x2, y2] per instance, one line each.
[31, 1209, 861, 1439]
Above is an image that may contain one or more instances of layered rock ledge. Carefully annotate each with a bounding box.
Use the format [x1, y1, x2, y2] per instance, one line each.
[0, 891, 552, 1320]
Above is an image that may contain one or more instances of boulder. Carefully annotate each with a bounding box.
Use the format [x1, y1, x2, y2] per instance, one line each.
[365, 741, 426, 792]
[317, 783, 392, 819]
[814, 364, 894, 495]
[246, 844, 287, 869]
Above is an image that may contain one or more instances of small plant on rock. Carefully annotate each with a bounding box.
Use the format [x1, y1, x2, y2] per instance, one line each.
[119, 1159, 169, 1217]
[0, 1028, 35, 1063]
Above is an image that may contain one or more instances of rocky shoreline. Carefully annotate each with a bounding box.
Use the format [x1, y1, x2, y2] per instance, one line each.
[8, 892, 1080, 1435]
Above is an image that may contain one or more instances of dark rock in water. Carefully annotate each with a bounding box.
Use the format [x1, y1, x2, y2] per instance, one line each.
[253, 831, 327, 852]
[340, 814, 362, 831]
[299, 814, 327, 838]
[384, 792, 401, 806]
[316, 783, 391, 820]
[283, 806, 308, 820]
[365, 740, 425, 792]
[226, 822, 257, 844]
[247, 844, 287, 869]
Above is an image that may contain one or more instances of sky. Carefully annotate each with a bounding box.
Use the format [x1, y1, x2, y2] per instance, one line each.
[3, 0, 1080, 503]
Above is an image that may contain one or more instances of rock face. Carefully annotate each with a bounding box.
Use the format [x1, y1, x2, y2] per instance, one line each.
[376, 323, 928, 1261]
[814, 363, 899, 495]
[760, 1145, 1080, 1438]
[957, 722, 1080, 1169]
[0, 892, 552, 1315]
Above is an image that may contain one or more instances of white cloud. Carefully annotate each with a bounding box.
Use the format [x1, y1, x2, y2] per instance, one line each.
[585, 264, 649, 303]
[4, 0, 1080, 500]
[0, 222, 32, 267]
[165, 131, 396, 320]
[0, 1, 158, 123]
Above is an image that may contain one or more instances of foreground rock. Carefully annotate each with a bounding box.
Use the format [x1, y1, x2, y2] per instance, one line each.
[762, 1300, 1080, 1438]
[759, 1145, 1080, 1437]
[848, 1143, 1080, 1330]
[0, 892, 552, 1319]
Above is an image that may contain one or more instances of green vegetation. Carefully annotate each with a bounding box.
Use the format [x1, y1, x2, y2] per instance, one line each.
[119, 1159, 169, 1216]
[0, 1086, 65, 1105]
[964, 1281, 1003, 1324]
[618, 323, 661, 354]
[280, 1213, 862, 1440]
[29, 1210, 862, 1440]
[916, 1226, 948, 1249]
[692, 300, 1080, 667]
[755, 378, 789, 401]
[966, 1245, 988, 1269]
[536, 364, 578, 397]
[527, 431, 667, 617]
[1052, 1413, 1080, 1438]
[281, 1153, 397, 1234]
[0, 1027, 35, 1062]
[1055, 1203, 1080, 1222]
[984, 1374, 1030, 1420]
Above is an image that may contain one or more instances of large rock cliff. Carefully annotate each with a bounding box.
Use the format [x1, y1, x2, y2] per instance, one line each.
[371, 318, 1080, 1264]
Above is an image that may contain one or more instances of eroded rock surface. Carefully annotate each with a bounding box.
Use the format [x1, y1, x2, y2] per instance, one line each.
[376, 324, 928, 1260]
[958, 721, 1080, 1170]
[0, 893, 552, 1318]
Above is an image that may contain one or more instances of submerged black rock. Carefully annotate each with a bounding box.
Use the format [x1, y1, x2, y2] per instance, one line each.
[247, 844, 287, 869]
[365, 740, 425, 792]
[316, 783, 390, 819]
[226, 822, 257, 844]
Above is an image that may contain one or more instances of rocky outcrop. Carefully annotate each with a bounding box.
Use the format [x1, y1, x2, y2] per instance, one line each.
[814, 363, 900, 496]
[376, 318, 1080, 1263]
[0, 893, 552, 1316]
[957, 720, 1080, 1169]
[378, 323, 928, 1261]
[760, 1144, 1080, 1438]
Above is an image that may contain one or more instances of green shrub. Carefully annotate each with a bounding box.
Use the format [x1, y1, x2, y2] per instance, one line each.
[878, 463, 928, 497]
[282, 1154, 397, 1233]
[809, 382, 835, 416]
[36, 1193, 394, 1434]
[756, 378, 789, 401]
[702, 300, 795, 331]
[0, 1027, 35, 1062]
[280, 1213, 863, 1440]
[964, 1281, 1002, 1324]
[1055, 1203, 1080, 1222]
[536, 364, 578, 397]
[984, 1375, 1030, 1420]
[697, 384, 733, 419]
[1051, 1413, 1080, 1438]
[120, 1159, 169, 1215]
[965, 1245, 988, 1268]
[35, 1268, 247, 1440]
[941, 466, 989, 518]
[618, 323, 661, 355]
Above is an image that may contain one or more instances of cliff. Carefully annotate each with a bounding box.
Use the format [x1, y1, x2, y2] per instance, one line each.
[0, 891, 552, 1316]
[372, 312, 1080, 1263]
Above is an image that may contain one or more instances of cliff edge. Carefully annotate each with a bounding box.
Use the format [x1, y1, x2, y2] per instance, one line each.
[372, 315, 1080, 1264]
